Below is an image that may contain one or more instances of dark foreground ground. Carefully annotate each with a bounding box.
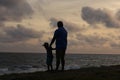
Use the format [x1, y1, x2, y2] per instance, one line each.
[0, 65, 120, 80]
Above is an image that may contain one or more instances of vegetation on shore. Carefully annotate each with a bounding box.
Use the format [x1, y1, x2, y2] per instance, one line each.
[0, 65, 120, 80]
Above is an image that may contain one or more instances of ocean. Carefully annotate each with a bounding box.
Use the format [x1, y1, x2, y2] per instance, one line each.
[0, 53, 120, 75]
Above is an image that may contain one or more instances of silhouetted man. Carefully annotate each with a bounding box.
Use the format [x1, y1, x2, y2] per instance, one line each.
[50, 21, 67, 71]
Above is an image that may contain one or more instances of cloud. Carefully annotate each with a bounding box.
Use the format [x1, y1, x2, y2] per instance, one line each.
[0, 42, 43, 52]
[49, 18, 58, 28]
[74, 32, 111, 48]
[116, 9, 120, 20]
[49, 17, 105, 47]
[0, 0, 33, 22]
[49, 18, 84, 32]
[0, 24, 43, 43]
[67, 33, 108, 49]
[81, 6, 120, 28]
[110, 42, 120, 48]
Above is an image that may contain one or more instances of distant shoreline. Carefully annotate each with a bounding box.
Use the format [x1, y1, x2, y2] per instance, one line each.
[0, 52, 120, 55]
[1, 65, 120, 80]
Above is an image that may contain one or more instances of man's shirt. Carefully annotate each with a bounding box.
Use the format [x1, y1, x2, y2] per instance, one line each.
[54, 27, 67, 50]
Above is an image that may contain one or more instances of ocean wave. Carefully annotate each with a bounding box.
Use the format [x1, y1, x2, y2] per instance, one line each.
[1, 54, 120, 75]
[65, 64, 80, 70]
[0, 65, 46, 76]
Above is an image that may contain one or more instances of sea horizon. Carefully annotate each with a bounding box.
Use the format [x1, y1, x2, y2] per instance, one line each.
[0, 52, 120, 55]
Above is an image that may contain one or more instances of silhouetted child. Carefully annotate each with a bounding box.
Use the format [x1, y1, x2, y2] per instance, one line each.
[43, 42, 54, 71]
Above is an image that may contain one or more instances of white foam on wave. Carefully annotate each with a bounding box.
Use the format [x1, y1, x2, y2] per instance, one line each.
[0, 65, 46, 76]
[0, 68, 9, 75]
[65, 64, 80, 70]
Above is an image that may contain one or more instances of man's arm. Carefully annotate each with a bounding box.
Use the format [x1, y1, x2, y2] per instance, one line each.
[50, 30, 57, 47]
[50, 36, 56, 47]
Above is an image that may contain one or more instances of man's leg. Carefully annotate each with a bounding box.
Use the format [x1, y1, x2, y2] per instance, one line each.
[56, 50, 60, 70]
[47, 65, 50, 71]
[61, 49, 65, 70]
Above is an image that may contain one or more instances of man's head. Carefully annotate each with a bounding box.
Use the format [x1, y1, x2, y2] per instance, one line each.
[57, 21, 63, 28]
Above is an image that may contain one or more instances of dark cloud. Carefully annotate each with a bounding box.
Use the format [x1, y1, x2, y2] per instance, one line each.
[0, 0, 33, 21]
[49, 18, 84, 32]
[81, 7, 120, 28]
[0, 24, 43, 43]
[49, 18, 58, 28]
[0, 0, 20, 7]
[116, 10, 120, 20]
[110, 42, 120, 48]
[76, 33, 108, 47]
[0, 42, 43, 52]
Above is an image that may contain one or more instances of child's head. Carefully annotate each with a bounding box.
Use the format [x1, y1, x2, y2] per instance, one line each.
[43, 42, 49, 48]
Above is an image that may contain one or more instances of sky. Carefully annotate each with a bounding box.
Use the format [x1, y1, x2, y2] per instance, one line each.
[0, 0, 120, 54]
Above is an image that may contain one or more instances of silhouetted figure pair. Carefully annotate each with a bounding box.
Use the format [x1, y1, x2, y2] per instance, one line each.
[43, 21, 67, 71]
[50, 21, 68, 71]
